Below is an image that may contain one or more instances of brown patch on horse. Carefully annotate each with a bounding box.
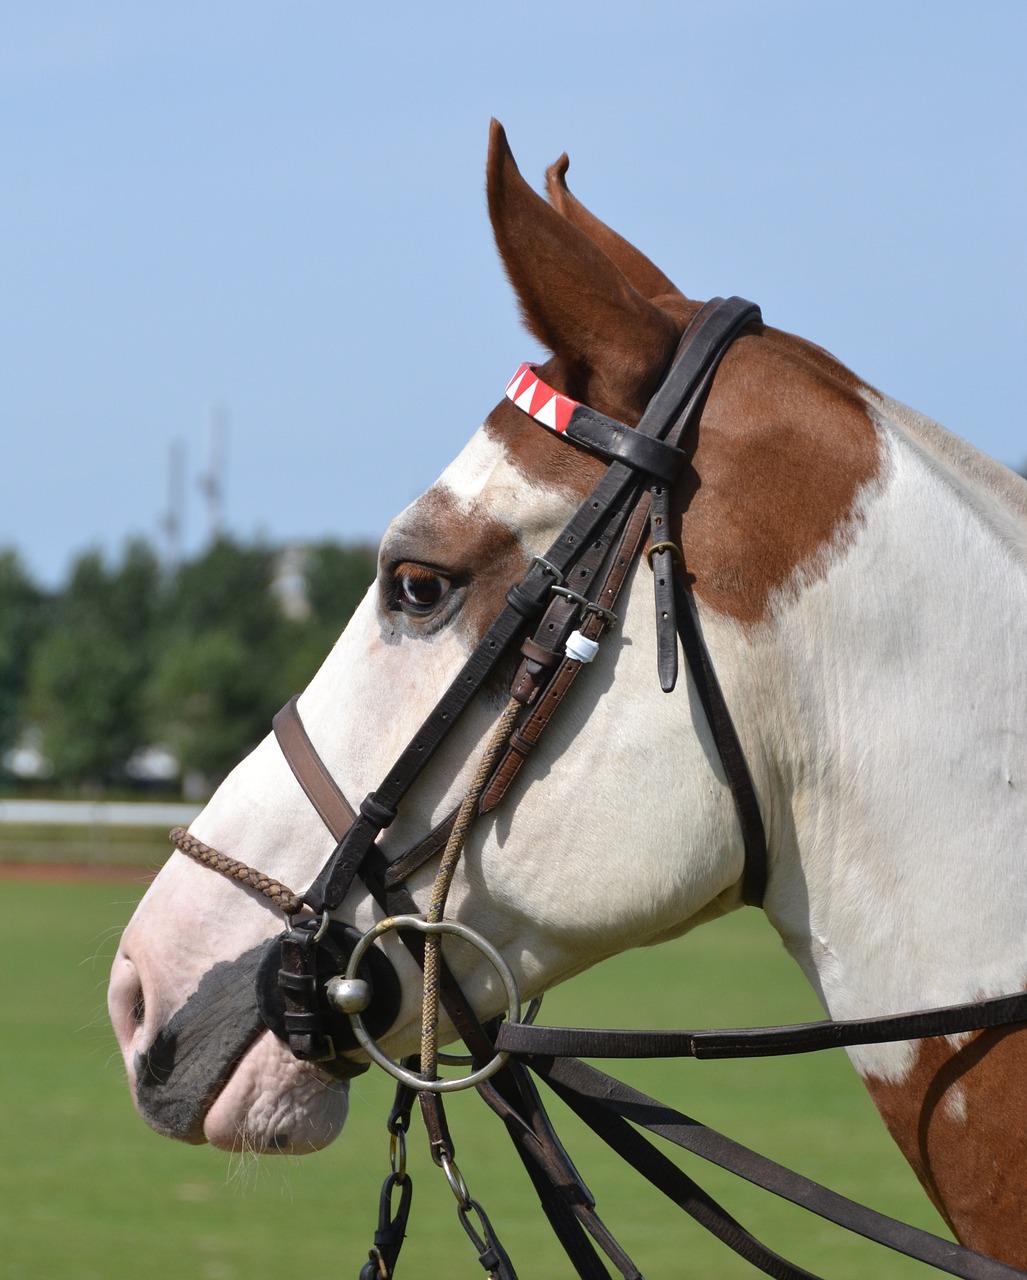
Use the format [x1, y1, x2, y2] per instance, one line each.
[544, 153, 684, 305]
[382, 483, 530, 651]
[676, 329, 882, 625]
[485, 330, 882, 627]
[863, 1025, 1027, 1267]
[485, 122, 883, 627]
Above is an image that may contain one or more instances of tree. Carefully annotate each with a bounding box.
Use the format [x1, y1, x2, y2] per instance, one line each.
[146, 537, 293, 788]
[146, 629, 272, 782]
[26, 541, 161, 787]
[0, 550, 48, 759]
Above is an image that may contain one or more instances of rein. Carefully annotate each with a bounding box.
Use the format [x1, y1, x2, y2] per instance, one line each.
[171, 298, 1027, 1279]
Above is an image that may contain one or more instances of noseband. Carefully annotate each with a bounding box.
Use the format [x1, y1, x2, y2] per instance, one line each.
[172, 297, 1027, 1280]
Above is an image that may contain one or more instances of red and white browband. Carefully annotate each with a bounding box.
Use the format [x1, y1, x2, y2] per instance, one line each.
[504, 360, 685, 488]
[505, 363, 580, 435]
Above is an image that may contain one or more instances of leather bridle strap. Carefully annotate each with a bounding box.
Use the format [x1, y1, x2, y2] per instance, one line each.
[273, 697, 501, 1069]
[301, 295, 763, 917]
[273, 697, 356, 836]
[495, 988, 1027, 1061]
[534, 1055, 1026, 1280]
[476, 1060, 815, 1280]
[674, 577, 768, 906]
[480, 492, 653, 813]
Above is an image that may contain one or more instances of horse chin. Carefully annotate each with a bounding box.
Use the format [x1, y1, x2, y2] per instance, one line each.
[199, 1031, 350, 1155]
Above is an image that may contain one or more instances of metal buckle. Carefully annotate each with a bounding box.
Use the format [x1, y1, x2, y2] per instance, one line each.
[550, 584, 617, 627]
[549, 584, 589, 609]
[529, 555, 564, 585]
[646, 540, 683, 569]
[583, 600, 617, 626]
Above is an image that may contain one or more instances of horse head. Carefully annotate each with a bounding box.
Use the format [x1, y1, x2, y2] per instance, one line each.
[109, 122, 1027, 1269]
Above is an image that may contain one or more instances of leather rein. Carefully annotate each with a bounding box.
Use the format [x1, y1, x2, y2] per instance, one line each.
[172, 297, 1027, 1279]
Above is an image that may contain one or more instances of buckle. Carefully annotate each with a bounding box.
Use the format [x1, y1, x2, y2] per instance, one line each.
[529, 555, 564, 586]
[549, 584, 617, 627]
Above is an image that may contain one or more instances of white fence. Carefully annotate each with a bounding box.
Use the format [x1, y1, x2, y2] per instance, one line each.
[0, 800, 201, 827]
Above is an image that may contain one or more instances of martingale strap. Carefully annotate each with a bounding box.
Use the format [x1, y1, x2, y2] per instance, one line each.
[495, 988, 1027, 1060]
[532, 1056, 1025, 1280]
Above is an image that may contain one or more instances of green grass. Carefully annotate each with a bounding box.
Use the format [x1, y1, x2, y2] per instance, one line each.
[0, 879, 952, 1280]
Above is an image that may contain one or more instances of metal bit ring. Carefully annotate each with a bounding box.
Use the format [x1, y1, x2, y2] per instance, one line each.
[344, 915, 521, 1093]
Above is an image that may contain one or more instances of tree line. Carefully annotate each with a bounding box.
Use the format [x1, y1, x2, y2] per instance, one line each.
[0, 537, 377, 797]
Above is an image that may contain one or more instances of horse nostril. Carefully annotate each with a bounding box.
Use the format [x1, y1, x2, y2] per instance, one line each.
[109, 949, 149, 1051]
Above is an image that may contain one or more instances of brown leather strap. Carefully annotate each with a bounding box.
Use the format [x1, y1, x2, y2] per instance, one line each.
[535, 1056, 1025, 1280]
[382, 810, 459, 888]
[304, 299, 763, 916]
[495, 988, 1027, 1060]
[479, 493, 652, 814]
[273, 696, 356, 843]
[649, 482, 680, 692]
[673, 577, 768, 906]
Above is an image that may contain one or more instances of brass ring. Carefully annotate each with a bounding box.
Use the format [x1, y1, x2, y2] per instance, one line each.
[646, 540, 683, 569]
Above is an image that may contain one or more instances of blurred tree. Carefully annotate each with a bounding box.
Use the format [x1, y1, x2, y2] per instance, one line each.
[146, 629, 270, 783]
[304, 541, 378, 625]
[0, 550, 48, 758]
[26, 541, 161, 787]
[280, 541, 378, 692]
[11, 534, 378, 796]
[146, 537, 292, 788]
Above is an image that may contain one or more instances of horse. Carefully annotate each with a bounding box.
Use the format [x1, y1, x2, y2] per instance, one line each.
[108, 120, 1027, 1274]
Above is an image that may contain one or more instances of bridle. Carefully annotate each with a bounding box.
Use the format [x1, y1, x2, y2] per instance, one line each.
[172, 297, 1027, 1279]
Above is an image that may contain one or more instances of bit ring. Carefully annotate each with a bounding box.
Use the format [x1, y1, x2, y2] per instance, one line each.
[344, 915, 521, 1093]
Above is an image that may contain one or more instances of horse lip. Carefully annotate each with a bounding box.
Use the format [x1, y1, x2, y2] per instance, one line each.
[132, 943, 268, 1143]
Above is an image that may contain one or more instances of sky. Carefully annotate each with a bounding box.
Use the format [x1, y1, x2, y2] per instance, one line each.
[3, 2, 1025, 588]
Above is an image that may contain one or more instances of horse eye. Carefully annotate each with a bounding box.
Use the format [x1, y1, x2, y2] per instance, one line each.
[393, 563, 451, 617]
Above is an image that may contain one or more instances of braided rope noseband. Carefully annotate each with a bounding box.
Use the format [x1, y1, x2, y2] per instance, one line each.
[169, 827, 304, 917]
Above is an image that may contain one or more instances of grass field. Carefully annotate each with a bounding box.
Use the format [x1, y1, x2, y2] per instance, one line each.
[0, 821, 174, 869]
[0, 872, 954, 1280]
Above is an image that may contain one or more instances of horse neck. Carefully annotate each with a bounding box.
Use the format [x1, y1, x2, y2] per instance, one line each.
[756, 402, 1027, 1053]
[752, 397, 1027, 1265]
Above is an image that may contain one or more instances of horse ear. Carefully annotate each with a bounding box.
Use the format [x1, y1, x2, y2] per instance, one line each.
[545, 153, 685, 305]
[486, 120, 680, 420]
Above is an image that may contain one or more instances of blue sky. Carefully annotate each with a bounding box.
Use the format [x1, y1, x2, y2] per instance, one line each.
[3, 2, 1025, 586]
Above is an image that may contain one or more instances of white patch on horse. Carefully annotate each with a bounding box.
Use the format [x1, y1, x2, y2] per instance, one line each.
[761, 396, 1027, 1084]
[436, 427, 569, 536]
